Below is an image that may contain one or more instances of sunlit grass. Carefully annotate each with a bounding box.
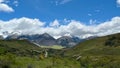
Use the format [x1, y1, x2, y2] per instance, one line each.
[40, 45, 65, 49]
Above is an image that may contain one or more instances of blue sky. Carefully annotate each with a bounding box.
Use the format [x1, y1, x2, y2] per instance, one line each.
[0, 0, 120, 38]
[0, 0, 120, 23]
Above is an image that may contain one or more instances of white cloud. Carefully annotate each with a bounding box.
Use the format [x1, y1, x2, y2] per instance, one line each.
[0, 0, 4, 3]
[60, 0, 72, 4]
[50, 19, 60, 27]
[0, 17, 45, 35]
[13, 0, 18, 7]
[0, 3, 14, 12]
[95, 10, 100, 12]
[0, 17, 120, 39]
[88, 14, 92, 16]
[63, 19, 71, 23]
[117, 0, 120, 7]
[89, 19, 97, 25]
[0, 0, 14, 12]
[55, 0, 72, 5]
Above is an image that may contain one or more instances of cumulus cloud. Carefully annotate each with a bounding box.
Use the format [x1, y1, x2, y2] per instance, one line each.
[50, 19, 60, 27]
[0, 17, 120, 39]
[0, 0, 14, 12]
[117, 0, 120, 7]
[0, 17, 45, 35]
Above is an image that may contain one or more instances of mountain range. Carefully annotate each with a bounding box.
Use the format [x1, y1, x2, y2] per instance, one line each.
[4, 33, 83, 47]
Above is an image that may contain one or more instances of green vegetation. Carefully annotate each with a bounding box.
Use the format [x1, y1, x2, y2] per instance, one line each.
[77, 56, 120, 68]
[0, 54, 80, 68]
[0, 40, 80, 68]
[64, 33, 120, 56]
[1, 33, 120, 68]
[64, 33, 120, 68]
[0, 40, 43, 56]
[40, 45, 65, 49]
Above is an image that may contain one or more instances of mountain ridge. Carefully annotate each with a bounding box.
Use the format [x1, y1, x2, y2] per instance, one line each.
[5, 33, 83, 47]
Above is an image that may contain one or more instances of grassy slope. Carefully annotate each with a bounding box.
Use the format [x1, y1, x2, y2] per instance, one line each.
[62, 33, 120, 68]
[0, 40, 81, 68]
[64, 33, 120, 56]
[0, 40, 43, 56]
[0, 54, 80, 68]
[0, 40, 41, 50]
[1, 33, 120, 68]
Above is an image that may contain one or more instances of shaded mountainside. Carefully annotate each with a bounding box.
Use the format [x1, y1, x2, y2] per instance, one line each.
[0, 40, 43, 56]
[0, 35, 4, 40]
[0, 39, 64, 56]
[64, 33, 120, 56]
[6, 33, 57, 46]
[6, 33, 83, 47]
[57, 36, 82, 47]
[31, 33, 57, 46]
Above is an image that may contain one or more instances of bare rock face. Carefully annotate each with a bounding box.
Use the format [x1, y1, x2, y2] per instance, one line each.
[7, 33, 57, 46]
[6, 33, 83, 47]
[31, 33, 57, 46]
[0, 35, 4, 40]
[6, 34, 19, 40]
[57, 36, 83, 47]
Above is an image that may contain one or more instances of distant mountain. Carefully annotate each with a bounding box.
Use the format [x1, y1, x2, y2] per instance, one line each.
[5, 33, 83, 47]
[29, 33, 57, 46]
[57, 36, 83, 47]
[6, 34, 19, 40]
[0, 35, 4, 40]
[17, 33, 57, 46]
[85, 36, 98, 40]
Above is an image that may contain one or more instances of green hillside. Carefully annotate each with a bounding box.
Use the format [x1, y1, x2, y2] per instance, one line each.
[64, 33, 120, 56]
[0, 40, 80, 68]
[63, 33, 120, 68]
[1, 33, 120, 68]
[0, 40, 43, 56]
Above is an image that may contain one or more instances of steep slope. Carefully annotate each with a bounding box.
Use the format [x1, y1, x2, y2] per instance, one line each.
[0, 35, 4, 40]
[0, 40, 42, 56]
[57, 36, 83, 47]
[31, 33, 57, 46]
[64, 33, 120, 56]
[6, 33, 83, 47]
[6, 33, 58, 46]
[6, 34, 19, 40]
